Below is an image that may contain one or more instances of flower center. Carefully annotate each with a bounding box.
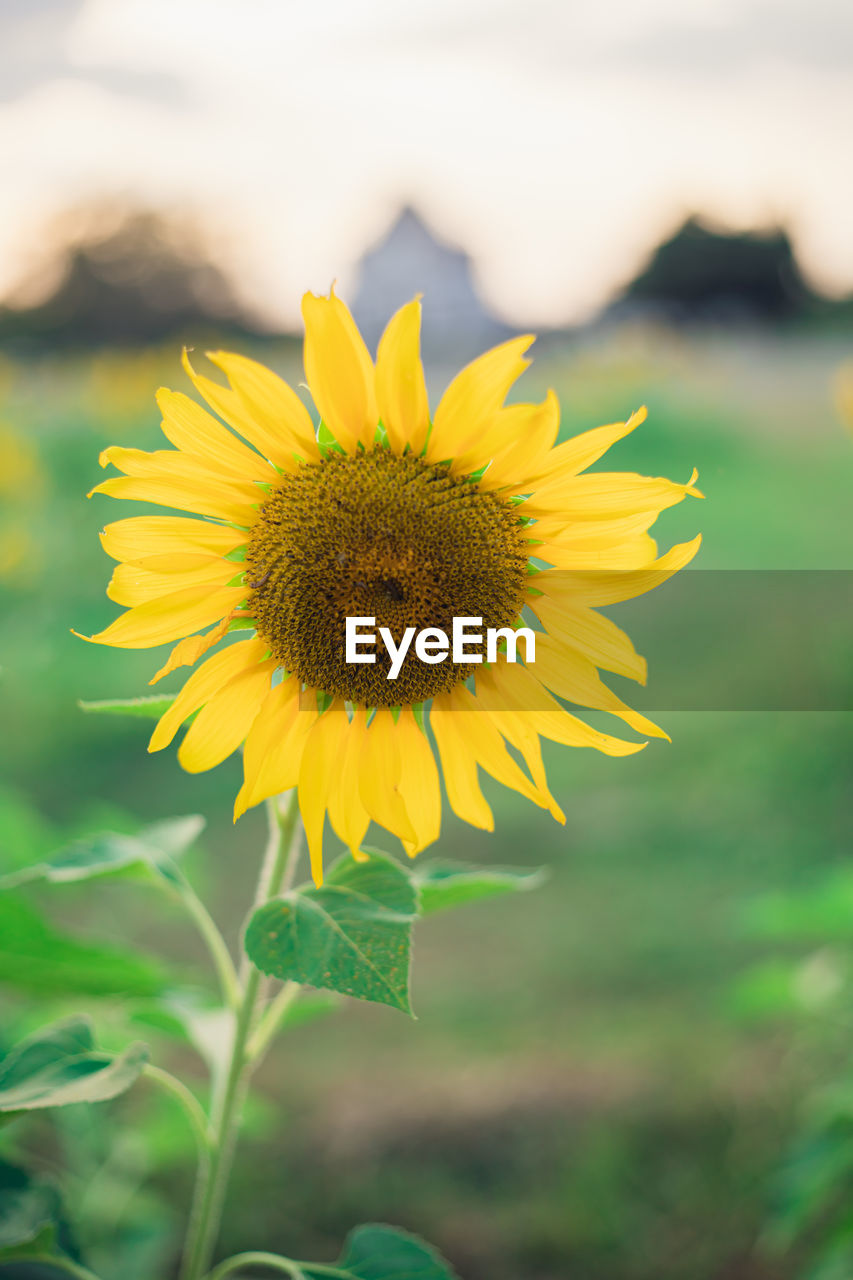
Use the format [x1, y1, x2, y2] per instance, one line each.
[245, 449, 529, 706]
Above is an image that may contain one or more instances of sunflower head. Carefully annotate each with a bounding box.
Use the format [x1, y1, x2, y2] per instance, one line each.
[79, 288, 702, 884]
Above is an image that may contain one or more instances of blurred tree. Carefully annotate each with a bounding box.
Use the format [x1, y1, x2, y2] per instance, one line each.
[0, 203, 266, 347]
[618, 215, 816, 323]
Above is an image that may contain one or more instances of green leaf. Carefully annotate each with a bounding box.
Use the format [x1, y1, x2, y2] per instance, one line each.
[0, 816, 204, 892]
[0, 1159, 60, 1257]
[0, 1017, 148, 1113]
[302, 1223, 459, 1279]
[413, 860, 547, 915]
[77, 695, 175, 719]
[245, 854, 417, 1014]
[0, 897, 168, 998]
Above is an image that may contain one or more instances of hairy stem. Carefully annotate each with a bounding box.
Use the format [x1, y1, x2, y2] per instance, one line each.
[180, 793, 301, 1280]
[205, 1252, 306, 1279]
[141, 1064, 212, 1154]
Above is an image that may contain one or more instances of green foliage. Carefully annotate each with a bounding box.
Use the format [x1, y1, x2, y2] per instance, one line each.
[0, 1016, 147, 1114]
[413, 860, 546, 915]
[76, 695, 176, 719]
[245, 854, 417, 1014]
[0, 816, 204, 891]
[302, 1223, 458, 1279]
[0, 1158, 62, 1259]
[0, 896, 167, 998]
[742, 873, 853, 942]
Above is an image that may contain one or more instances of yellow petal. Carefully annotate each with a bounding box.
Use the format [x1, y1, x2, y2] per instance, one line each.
[156, 387, 276, 482]
[530, 597, 647, 683]
[107, 558, 238, 607]
[533, 635, 667, 740]
[327, 706, 371, 860]
[234, 677, 304, 818]
[475, 659, 645, 758]
[182, 350, 305, 474]
[149, 612, 238, 684]
[89, 475, 256, 526]
[206, 351, 320, 462]
[429, 696, 494, 830]
[375, 298, 430, 455]
[537, 535, 702, 607]
[523, 407, 647, 489]
[426, 335, 534, 462]
[530, 511, 656, 545]
[396, 707, 441, 855]
[535, 534, 658, 571]
[473, 391, 560, 488]
[302, 289, 378, 452]
[478, 705, 564, 823]
[149, 637, 268, 752]
[444, 684, 551, 809]
[78, 584, 247, 650]
[100, 516, 245, 563]
[298, 700, 350, 885]
[234, 675, 297, 814]
[176, 658, 275, 773]
[524, 468, 703, 519]
[98, 445, 262, 504]
[357, 708, 416, 845]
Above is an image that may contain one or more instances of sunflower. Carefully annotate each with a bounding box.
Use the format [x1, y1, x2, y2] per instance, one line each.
[78, 290, 702, 884]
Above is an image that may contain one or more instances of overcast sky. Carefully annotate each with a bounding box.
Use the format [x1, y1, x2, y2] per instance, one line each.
[1, 0, 851, 326]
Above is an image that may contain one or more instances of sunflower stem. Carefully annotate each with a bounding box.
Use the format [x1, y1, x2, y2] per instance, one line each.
[180, 792, 302, 1280]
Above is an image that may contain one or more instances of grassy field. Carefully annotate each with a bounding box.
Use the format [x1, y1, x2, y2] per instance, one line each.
[1, 326, 851, 1279]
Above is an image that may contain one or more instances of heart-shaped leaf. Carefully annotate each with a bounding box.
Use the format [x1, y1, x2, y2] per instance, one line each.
[301, 1223, 459, 1279]
[0, 817, 204, 892]
[245, 854, 417, 1014]
[413, 861, 547, 915]
[0, 1017, 148, 1113]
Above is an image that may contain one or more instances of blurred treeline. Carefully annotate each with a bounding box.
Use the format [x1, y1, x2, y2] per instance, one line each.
[1, 201, 852, 352]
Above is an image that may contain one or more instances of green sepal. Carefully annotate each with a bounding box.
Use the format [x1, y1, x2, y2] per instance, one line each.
[0, 1017, 148, 1113]
[413, 860, 547, 915]
[317, 420, 346, 455]
[77, 695, 175, 719]
[245, 853, 417, 1015]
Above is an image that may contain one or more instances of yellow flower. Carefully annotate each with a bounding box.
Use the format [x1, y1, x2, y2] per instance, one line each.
[78, 290, 702, 884]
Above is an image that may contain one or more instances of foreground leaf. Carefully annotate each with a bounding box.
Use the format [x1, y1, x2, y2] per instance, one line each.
[302, 1223, 459, 1279]
[0, 1017, 148, 1113]
[0, 816, 204, 892]
[0, 898, 167, 998]
[245, 854, 417, 1014]
[0, 1158, 60, 1257]
[413, 861, 547, 915]
[77, 695, 175, 719]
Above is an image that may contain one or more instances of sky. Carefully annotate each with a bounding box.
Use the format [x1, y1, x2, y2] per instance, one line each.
[1, 0, 852, 328]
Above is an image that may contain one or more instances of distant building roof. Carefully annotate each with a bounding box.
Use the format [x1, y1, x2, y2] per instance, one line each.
[351, 205, 514, 365]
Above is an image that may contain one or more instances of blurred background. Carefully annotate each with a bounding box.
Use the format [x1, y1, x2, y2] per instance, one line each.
[1, 2, 852, 1278]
